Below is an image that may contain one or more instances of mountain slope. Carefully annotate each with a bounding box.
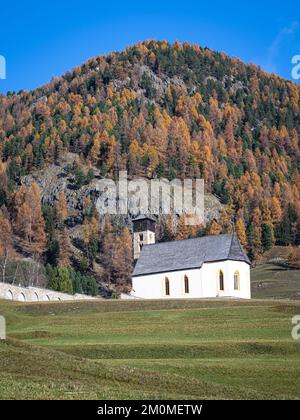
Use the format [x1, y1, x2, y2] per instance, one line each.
[0, 40, 300, 291]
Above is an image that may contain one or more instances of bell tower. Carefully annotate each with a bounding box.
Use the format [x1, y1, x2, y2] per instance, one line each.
[132, 215, 156, 260]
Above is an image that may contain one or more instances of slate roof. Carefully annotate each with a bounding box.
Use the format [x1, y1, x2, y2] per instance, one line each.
[133, 234, 251, 277]
[132, 215, 157, 222]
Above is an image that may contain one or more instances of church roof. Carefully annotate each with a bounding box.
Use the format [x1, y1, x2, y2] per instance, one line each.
[132, 234, 250, 277]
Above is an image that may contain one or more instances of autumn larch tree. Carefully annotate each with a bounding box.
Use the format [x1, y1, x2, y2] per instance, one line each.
[0, 209, 13, 282]
[111, 227, 133, 291]
[176, 214, 189, 240]
[207, 220, 222, 236]
[15, 183, 46, 257]
[59, 228, 72, 267]
[56, 191, 68, 227]
[235, 218, 248, 250]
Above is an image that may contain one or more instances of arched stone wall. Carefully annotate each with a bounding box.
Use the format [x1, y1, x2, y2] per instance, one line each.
[6, 290, 13, 300]
[0, 283, 96, 302]
[18, 292, 26, 302]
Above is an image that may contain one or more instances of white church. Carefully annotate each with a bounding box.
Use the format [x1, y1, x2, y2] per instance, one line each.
[131, 216, 251, 300]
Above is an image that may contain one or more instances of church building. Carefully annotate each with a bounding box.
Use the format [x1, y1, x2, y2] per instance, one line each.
[131, 216, 251, 300]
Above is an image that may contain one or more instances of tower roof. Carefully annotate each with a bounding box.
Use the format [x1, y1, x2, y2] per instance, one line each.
[132, 215, 157, 222]
[132, 234, 250, 277]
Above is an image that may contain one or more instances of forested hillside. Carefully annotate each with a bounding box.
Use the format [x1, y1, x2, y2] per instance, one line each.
[0, 40, 300, 293]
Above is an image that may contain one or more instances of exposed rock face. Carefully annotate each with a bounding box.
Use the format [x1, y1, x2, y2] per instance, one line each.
[111, 64, 194, 105]
[22, 156, 224, 228]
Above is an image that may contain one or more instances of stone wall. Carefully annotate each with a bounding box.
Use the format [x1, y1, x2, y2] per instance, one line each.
[0, 282, 97, 302]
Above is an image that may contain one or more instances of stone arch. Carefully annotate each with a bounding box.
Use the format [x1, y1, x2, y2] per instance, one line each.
[33, 292, 39, 302]
[6, 290, 13, 300]
[18, 292, 26, 302]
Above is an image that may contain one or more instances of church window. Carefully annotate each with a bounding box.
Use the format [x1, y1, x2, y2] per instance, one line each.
[184, 275, 189, 294]
[165, 277, 170, 296]
[234, 271, 240, 290]
[219, 270, 224, 291]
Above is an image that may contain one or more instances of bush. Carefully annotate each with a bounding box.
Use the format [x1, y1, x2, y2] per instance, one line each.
[46, 265, 73, 294]
[72, 271, 98, 296]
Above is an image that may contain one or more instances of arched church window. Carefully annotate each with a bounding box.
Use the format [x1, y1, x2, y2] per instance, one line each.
[184, 275, 189, 294]
[219, 271, 224, 291]
[165, 277, 170, 296]
[234, 271, 240, 290]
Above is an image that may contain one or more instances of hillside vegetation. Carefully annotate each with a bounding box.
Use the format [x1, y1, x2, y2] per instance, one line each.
[0, 41, 300, 293]
[0, 298, 300, 399]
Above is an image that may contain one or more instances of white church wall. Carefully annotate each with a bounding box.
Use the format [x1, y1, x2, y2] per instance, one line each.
[201, 260, 251, 299]
[132, 260, 251, 300]
[227, 260, 251, 299]
[132, 268, 202, 299]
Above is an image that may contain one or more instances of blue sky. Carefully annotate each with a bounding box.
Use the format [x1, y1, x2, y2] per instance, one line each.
[0, 0, 300, 93]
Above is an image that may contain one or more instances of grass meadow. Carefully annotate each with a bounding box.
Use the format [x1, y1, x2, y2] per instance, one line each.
[0, 298, 300, 399]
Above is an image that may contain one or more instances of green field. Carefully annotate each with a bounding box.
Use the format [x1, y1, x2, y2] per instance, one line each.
[251, 247, 300, 300]
[251, 264, 300, 299]
[1, 298, 300, 400]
